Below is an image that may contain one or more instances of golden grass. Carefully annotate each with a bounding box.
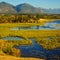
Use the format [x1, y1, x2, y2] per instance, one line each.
[39, 19, 60, 23]
[0, 23, 60, 50]
[0, 23, 59, 60]
[0, 23, 44, 28]
[0, 29, 60, 38]
[0, 55, 44, 60]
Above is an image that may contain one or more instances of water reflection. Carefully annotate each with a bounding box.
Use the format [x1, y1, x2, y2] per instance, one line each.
[1, 36, 60, 59]
[11, 20, 60, 30]
[2, 36, 25, 40]
[14, 38, 46, 58]
[14, 37, 60, 59]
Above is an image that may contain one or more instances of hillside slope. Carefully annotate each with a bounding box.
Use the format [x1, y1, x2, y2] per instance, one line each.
[0, 2, 17, 13]
[15, 3, 43, 14]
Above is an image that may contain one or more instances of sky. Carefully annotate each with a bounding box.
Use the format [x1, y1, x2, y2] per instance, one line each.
[0, 0, 60, 9]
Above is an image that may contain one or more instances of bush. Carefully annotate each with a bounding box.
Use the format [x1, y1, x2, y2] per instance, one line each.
[11, 48, 21, 57]
[2, 47, 21, 57]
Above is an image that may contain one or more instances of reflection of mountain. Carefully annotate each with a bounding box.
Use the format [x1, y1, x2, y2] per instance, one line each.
[0, 2, 60, 14]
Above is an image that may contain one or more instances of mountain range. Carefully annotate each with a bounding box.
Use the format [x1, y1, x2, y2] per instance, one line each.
[0, 2, 60, 14]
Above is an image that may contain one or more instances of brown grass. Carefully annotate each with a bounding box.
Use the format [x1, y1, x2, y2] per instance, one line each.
[0, 55, 44, 60]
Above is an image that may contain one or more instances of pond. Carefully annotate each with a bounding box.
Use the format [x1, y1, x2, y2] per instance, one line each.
[14, 38, 60, 59]
[11, 20, 60, 30]
[2, 36, 25, 40]
[45, 20, 60, 30]
[1, 36, 60, 59]
[14, 38, 46, 58]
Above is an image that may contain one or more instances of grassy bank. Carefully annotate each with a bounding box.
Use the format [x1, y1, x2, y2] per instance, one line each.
[0, 23, 60, 55]
[0, 55, 43, 60]
[0, 23, 44, 28]
[0, 29, 60, 38]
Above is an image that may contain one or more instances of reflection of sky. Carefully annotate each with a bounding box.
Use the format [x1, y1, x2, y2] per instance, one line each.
[45, 22, 60, 29]
[11, 23, 60, 30]
[11, 20, 60, 30]
[2, 37, 24, 40]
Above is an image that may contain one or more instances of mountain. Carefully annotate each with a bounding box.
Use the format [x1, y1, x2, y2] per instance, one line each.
[15, 3, 43, 14]
[42, 8, 60, 14]
[0, 2, 60, 14]
[0, 2, 17, 14]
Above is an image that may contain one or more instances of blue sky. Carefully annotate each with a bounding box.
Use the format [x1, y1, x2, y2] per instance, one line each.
[0, 0, 60, 9]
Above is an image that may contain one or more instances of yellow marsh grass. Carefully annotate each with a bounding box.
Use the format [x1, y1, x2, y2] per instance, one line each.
[0, 29, 60, 38]
[0, 23, 60, 50]
[0, 23, 44, 28]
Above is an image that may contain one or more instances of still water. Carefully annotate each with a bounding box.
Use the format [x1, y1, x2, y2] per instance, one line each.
[13, 38, 60, 59]
[11, 20, 60, 30]
[2, 36, 25, 40]
[1, 36, 60, 59]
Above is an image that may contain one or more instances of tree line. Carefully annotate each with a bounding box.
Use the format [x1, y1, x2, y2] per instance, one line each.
[0, 14, 60, 23]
